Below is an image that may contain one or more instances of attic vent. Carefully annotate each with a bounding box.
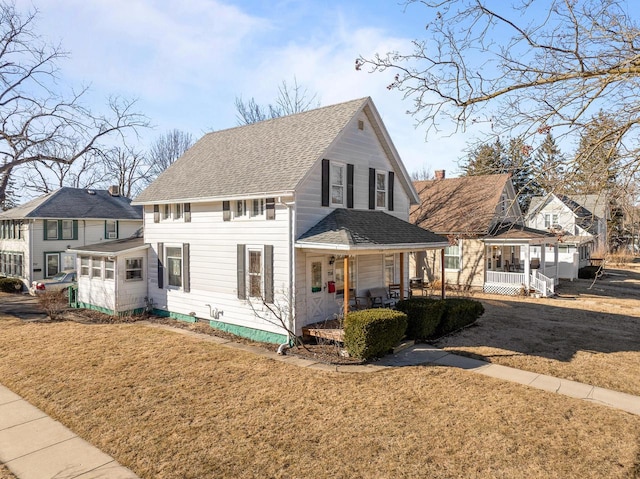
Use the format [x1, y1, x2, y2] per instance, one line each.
[108, 185, 120, 196]
[86, 189, 96, 195]
[357, 120, 364, 130]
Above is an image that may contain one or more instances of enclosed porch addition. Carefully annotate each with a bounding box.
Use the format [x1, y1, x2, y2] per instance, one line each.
[483, 224, 559, 297]
[296, 209, 448, 336]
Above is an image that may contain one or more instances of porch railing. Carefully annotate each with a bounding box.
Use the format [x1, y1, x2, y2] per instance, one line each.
[532, 271, 555, 296]
[485, 271, 525, 285]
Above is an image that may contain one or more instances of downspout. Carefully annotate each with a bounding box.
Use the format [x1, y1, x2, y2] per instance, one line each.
[277, 196, 296, 354]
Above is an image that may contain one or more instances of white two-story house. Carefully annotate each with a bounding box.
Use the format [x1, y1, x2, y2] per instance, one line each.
[0, 187, 142, 289]
[75, 97, 447, 343]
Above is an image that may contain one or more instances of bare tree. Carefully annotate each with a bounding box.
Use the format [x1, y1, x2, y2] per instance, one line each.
[0, 2, 148, 206]
[147, 129, 194, 180]
[235, 77, 319, 125]
[101, 146, 152, 198]
[357, 0, 640, 188]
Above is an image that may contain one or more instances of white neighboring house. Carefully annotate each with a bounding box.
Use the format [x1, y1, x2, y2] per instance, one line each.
[80, 97, 447, 344]
[527, 194, 607, 278]
[0, 187, 143, 290]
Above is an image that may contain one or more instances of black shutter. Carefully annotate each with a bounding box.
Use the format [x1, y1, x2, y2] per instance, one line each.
[223, 201, 231, 221]
[388, 171, 395, 211]
[157, 243, 164, 289]
[183, 243, 190, 292]
[184, 203, 191, 223]
[347, 164, 354, 208]
[264, 245, 274, 303]
[73, 220, 78, 240]
[237, 244, 246, 299]
[368, 168, 376, 210]
[43, 220, 49, 240]
[153, 205, 160, 223]
[266, 198, 275, 220]
[321, 159, 330, 206]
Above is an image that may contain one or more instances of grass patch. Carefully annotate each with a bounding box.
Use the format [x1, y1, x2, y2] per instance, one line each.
[0, 316, 638, 478]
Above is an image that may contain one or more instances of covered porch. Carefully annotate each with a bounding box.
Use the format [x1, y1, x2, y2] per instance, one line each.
[483, 224, 559, 297]
[296, 209, 449, 335]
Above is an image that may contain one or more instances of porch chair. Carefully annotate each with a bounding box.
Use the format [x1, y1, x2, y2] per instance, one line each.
[388, 283, 401, 299]
[367, 287, 397, 308]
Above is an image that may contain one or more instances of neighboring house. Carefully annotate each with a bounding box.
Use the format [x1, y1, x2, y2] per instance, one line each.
[411, 171, 559, 296]
[0, 187, 143, 289]
[76, 97, 448, 343]
[527, 193, 608, 257]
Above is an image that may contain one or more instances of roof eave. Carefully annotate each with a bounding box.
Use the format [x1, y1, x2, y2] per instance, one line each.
[132, 190, 296, 206]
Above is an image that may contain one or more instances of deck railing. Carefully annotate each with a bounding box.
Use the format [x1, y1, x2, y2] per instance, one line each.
[485, 271, 525, 285]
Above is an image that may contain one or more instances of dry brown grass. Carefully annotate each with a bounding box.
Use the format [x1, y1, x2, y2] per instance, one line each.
[0, 464, 15, 479]
[0, 315, 639, 479]
[436, 265, 640, 396]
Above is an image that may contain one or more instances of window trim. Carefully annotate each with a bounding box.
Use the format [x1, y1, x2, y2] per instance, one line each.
[91, 256, 103, 279]
[174, 203, 183, 220]
[105, 220, 119, 239]
[165, 245, 183, 289]
[384, 253, 396, 286]
[444, 243, 462, 271]
[247, 247, 263, 298]
[104, 259, 115, 280]
[80, 256, 90, 276]
[162, 204, 171, 221]
[45, 252, 61, 278]
[375, 170, 387, 209]
[125, 257, 144, 282]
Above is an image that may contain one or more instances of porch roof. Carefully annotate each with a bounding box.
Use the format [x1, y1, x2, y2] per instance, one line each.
[296, 209, 449, 252]
[67, 236, 149, 256]
[483, 223, 558, 244]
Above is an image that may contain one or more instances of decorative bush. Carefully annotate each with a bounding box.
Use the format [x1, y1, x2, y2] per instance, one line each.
[438, 298, 485, 335]
[344, 309, 407, 360]
[0, 277, 23, 293]
[395, 297, 446, 340]
[578, 266, 601, 279]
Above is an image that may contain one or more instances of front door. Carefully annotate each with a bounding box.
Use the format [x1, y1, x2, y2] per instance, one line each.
[306, 256, 327, 324]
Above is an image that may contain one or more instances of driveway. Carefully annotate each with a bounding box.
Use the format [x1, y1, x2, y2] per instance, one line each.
[0, 293, 48, 321]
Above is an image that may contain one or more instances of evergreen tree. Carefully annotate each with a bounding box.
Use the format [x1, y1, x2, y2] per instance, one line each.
[532, 132, 566, 194]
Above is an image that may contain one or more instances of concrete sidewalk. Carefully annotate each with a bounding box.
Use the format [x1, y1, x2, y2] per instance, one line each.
[0, 385, 139, 479]
[374, 343, 640, 416]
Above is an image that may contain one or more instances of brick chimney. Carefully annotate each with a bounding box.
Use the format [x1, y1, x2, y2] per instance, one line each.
[435, 169, 446, 180]
[108, 185, 120, 196]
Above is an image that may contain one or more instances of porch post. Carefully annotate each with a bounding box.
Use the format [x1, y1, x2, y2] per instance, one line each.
[524, 244, 531, 291]
[540, 243, 547, 276]
[554, 243, 559, 279]
[440, 248, 446, 299]
[399, 252, 405, 300]
[343, 256, 350, 316]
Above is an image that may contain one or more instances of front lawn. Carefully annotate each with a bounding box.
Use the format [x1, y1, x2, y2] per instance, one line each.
[0, 316, 638, 478]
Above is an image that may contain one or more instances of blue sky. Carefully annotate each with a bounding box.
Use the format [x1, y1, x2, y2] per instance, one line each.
[17, 0, 472, 177]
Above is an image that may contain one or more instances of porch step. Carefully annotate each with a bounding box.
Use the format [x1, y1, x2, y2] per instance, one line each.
[393, 340, 415, 354]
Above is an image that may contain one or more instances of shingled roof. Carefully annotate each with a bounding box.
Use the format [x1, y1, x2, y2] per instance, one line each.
[297, 209, 448, 251]
[135, 97, 414, 204]
[411, 174, 512, 235]
[0, 187, 142, 220]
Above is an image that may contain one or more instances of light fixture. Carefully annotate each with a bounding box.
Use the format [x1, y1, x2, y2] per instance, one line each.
[329, 256, 335, 265]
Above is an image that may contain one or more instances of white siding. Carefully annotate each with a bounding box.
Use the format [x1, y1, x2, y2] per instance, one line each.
[115, 252, 148, 312]
[295, 114, 412, 237]
[144, 201, 292, 338]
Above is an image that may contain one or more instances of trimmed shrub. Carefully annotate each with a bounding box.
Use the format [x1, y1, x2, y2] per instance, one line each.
[578, 266, 601, 279]
[438, 298, 485, 335]
[395, 297, 446, 340]
[0, 277, 23, 293]
[344, 309, 407, 360]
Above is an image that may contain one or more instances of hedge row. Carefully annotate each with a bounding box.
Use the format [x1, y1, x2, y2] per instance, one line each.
[395, 297, 484, 341]
[0, 277, 23, 293]
[344, 309, 407, 360]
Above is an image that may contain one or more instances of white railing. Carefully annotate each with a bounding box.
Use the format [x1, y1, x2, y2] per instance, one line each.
[530, 270, 555, 296]
[542, 265, 558, 282]
[485, 271, 526, 285]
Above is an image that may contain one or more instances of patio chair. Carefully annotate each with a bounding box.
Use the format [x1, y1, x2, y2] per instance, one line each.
[388, 283, 401, 299]
[367, 287, 396, 308]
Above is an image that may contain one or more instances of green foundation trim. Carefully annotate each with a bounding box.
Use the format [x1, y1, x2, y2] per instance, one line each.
[151, 308, 197, 323]
[208, 319, 288, 344]
[75, 302, 146, 317]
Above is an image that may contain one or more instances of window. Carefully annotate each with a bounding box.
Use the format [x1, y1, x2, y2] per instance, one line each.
[125, 257, 143, 281]
[163, 204, 171, 220]
[47, 221, 59, 240]
[544, 214, 551, 228]
[334, 256, 355, 295]
[45, 253, 60, 277]
[248, 249, 262, 297]
[444, 244, 461, 270]
[166, 247, 182, 287]
[62, 220, 74, 240]
[236, 200, 247, 218]
[0, 252, 23, 277]
[105, 220, 118, 239]
[376, 171, 387, 208]
[91, 257, 102, 278]
[552, 214, 558, 227]
[175, 203, 183, 220]
[266, 198, 275, 220]
[0, 220, 21, 240]
[331, 163, 345, 206]
[384, 254, 396, 286]
[252, 199, 264, 217]
[80, 256, 90, 276]
[104, 259, 115, 280]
